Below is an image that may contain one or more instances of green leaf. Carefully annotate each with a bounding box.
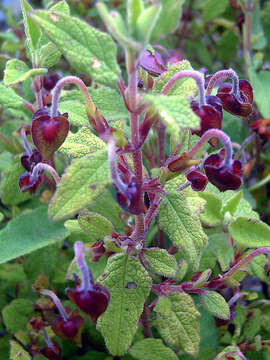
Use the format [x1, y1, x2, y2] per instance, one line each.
[151, 0, 184, 41]
[0, 206, 69, 264]
[49, 149, 111, 221]
[0, 263, 27, 284]
[154, 292, 200, 357]
[58, 100, 88, 127]
[0, 156, 30, 206]
[243, 309, 261, 338]
[20, 0, 41, 51]
[144, 248, 177, 277]
[10, 340, 31, 360]
[129, 338, 178, 360]
[30, 10, 120, 86]
[0, 82, 31, 119]
[50, 0, 70, 14]
[2, 299, 33, 333]
[200, 291, 230, 320]
[135, 4, 161, 44]
[221, 191, 242, 217]
[38, 41, 61, 68]
[217, 30, 239, 63]
[250, 254, 270, 284]
[98, 253, 152, 356]
[4, 59, 47, 86]
[229, 217, 270, 247]
[145, 94, 200, 136]
[214, 346, 244, 360]
[202, 0, 229, 22]
[199, 192, 222, 226]
[158, 192, 208, 270]
[127, 0, 144, 34]
[59, 126, 106, 158]
[248, 67, 270, 118]
[78, 210, 114, 241]
[251, 4, 267, 50]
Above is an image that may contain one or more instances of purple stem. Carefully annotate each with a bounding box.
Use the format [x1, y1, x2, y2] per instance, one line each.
[205, 68, 240, 99]
[215, 350, 246, 360]
[177, 181, 191, 192]
[20, 128, 32, 155]
[42, 328, 53, 347]
[162, 70, 206, 106]
[32, 163, 60, 184]
[74, 241, 93, 291]
[108, 137, 128, 195]
[187, 129, 233, 168]
[40, 289, 69, 322]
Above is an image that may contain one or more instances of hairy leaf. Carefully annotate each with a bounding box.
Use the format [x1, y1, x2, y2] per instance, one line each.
[199, 192, 222, 226]
[78, 210, 114, 241]
[144, 248, 177, 277]
[3, 59, 47, 86]
[129, 338, 178, 360]
[10, 340, 31, 360]
[49, 149, 111, 221]
[20, 0, 41, 51]
[98, 253, 152, 356]
[200, 291, 230, 320]
[0, 82, 31, 119]
[2, 299, 33, 333]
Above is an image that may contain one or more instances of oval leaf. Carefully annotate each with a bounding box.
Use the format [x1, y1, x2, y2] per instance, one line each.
[200, 291, 230, 320]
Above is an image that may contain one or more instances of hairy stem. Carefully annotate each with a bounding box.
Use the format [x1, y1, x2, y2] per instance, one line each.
[32, 163, 60, 184]
[40, 289, 69, 321]
[74, 241, 93, 291]
[205, 68, 240, 99]
[108, 137, 128, 195]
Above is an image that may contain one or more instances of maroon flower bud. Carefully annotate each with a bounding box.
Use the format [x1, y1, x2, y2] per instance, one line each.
[217, 79, 253, 117]
[41, 341, 62, 360]
[140, 50, 167, 77]
[21, 149, 42, 172]
[168, 153, 200, 173]
[191, 95, 223, 148]
[31, 108, 70, 160]
[115, 180, 145, 215]
[186, 169, 208, 191]
[51, 310, 84, 346]
[43, 73, 60, 91]
[204, 149, 242, 191]
[66, 281, 110, 323]
[30, 316, 47, 331]
[19, 171, 43, 194]
[88, 241, 106, 262]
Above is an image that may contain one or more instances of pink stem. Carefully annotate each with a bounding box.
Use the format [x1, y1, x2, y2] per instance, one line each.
[40, 289, 68, 321]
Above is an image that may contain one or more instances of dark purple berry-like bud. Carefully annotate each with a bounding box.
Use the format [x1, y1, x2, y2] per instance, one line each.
[31, 108, 70, 160]
[217, 79, 253, 117]
[204, 149, 242, 191]
[140, 50, 167, 77]
[43, 73, 60, 91]
[186, 169, 208, 191]
[191, 96, 223, 149]
[41, 341, 62, 360]
[19, 172, 43, 194]
[51, 311, 84, 346]
[116, 180, 145, 215]
[21, 149, 42, 171]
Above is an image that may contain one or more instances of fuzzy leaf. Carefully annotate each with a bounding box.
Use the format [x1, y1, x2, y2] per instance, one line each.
[214, 346, 245, 360]
[2, 299, 33, 333]
[200, 291, 230, 320]
[199, 192, 223, 226]
[135, 4, 161, 44]
[202, 0, 229, 22]
[98, 253, 152, 356]
[20, 0, 41, 51]
[221, 191, 242, 217]
[129, 338, 178, 360]
[3, 59, 47, 86]
[128, 0, 144, 34]
[78, 210, 114, 241]
[0, 206, 69, 264]
[59, 126, 106, 158]
[30, 10, 120, 86]
[158, 192, 208, 270]
[58, 100, 88, 127]
[144, 248, 177, 277]
[49, 149, 111, 221]
[0, 156, 30, 205]
[229, 217, 270, 247]
[250, 255, 270, 284]
[154, 292, 200, 357]
[10, 340, 31, 360]
[0, 82, 31, 119]
[151, 0, 184, 41]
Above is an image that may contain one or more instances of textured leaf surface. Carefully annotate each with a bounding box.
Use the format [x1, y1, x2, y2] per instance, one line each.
[0, 82, 31, 119]
[229, 217, 270, 247]
[0, 206, 69, 264]
[58, 100, 88, 127]
[199, 192, 222, 226]
[98, 253, 152, 356]
[20, 0, 41, 51]
[0, 156, 30, 205]
[144, 248, 177, 277]
[30, 10, 120, 86]
[200, 291, 230, 320]
[78, 210, 114, 241]
[10, 340, 31, 360]
[154, 292, 200, 357]
[59, 127, 106, 158]
[3, 59, 47, 86]
[249, 67, 270, 118]
[49, 149, 111, 221]
[159, 192, 207, 270]
[129, 338, 178, 360]
[2, 299, 33, 333]
[250, 255, 270, 284]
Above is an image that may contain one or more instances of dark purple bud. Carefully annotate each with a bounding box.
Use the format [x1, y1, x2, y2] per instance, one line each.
[21, 149, 42, 171]
[66, 282, 110, 323]
[140, 50, 167, 77]
[43, 73, 60, 91]
[41, 341, 62, 360]
[31, 108, 70, 160]
[18, 172, 43, 194]
[186, 169, 208, 191]
[191, 96, 223, 149]
[204, 149, 242, 191]
[217, 79, 253, 117]
[51, 311, 84, 346]
[116, 181, 145, 215]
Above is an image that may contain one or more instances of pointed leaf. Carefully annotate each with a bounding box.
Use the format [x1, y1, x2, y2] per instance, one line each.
[0, 207, 69, 264]
[128, 0, 144, 34]
[20, 0, 41, 51]
[4, 59, 47, 86]
[0, 82, 31, 119]
[199, 192, 223, 226]
[200, 291, 230, 320]
[129, 338, 178, 360]
[158, 192, 208, 270]
[30, 10, 120, 86]
[144, 248, 177, 277]
[229, 217, 270, 247]
[135, 4, 161, 44]
[154, 292, 200, 357]
[98, 253, 152, 356]
[78, 210, 114, 241]
[49, 149, 111, 221]
[2, 299, 33, 333]
[10, 340, 31, 360]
